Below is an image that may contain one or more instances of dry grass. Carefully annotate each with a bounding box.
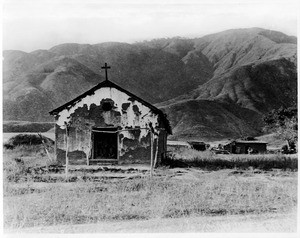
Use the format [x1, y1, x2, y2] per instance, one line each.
[4, 173, 297, 229]
[166, 148, 298, 170]
[3, 144, 56, 182]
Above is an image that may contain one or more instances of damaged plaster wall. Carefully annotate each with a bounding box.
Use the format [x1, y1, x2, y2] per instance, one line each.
[54, 87, 166, 165]
[56, 87, 159, 130]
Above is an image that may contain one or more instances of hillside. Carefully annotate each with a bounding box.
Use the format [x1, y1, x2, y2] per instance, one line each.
[160, 100, 263, 140]
[3, 28, 297, 140]
[194, 58, 297, 112]
[158, 28, 297, 113]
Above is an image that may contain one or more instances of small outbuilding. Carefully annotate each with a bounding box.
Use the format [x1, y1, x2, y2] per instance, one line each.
[224, 140, 267, 154]
[49, 64, 171, 166]
[187, 141, 207, 151]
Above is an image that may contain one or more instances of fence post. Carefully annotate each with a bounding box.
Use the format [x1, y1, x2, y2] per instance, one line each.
[153, 130, 160, 169]
[37, 133, 53, 168]
[65, 123, 69, 181]
[150, 130, 154, 177]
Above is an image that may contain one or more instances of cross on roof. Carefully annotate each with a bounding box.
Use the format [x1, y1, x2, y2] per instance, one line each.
[101, 63, 111, 81]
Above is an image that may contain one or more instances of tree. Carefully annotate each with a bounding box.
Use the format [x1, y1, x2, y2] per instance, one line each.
[263, 107, 297, 152]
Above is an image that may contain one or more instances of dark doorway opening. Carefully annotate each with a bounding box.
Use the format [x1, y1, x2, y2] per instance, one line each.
[92, 128, 118, 161]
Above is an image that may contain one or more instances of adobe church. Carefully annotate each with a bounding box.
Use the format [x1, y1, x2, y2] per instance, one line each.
[49, 63, 172, 165]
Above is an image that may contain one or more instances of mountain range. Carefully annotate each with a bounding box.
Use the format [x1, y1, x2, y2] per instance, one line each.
[3, 28, 297, 140]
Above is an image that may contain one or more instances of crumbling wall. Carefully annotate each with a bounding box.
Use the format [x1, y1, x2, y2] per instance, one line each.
[55, 125, 91, 165]
[54, 87, 167, 165]
[118, 129, 152, 164]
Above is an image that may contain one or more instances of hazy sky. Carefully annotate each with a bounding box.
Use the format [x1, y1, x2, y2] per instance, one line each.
[2, 0, 298, 52]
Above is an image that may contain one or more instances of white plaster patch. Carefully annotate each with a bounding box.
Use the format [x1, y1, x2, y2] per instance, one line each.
[120, 130, 136, 140]
[139, 128, 149, 140]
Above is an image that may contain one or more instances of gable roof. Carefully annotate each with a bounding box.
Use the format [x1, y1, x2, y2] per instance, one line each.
[49, 80, 172, 134]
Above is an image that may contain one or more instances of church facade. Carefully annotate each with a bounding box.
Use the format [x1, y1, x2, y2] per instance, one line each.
[49, 68, 171, 166]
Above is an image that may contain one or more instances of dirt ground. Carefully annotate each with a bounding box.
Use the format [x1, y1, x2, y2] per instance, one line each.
[7, 210, 297, 233]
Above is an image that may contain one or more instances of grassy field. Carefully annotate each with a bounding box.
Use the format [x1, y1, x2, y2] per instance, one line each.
[167, 147, 298, 170]
[3, 121, 54, 133]
[3, 170, 297, 229]
[2, 139, 298, 231]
